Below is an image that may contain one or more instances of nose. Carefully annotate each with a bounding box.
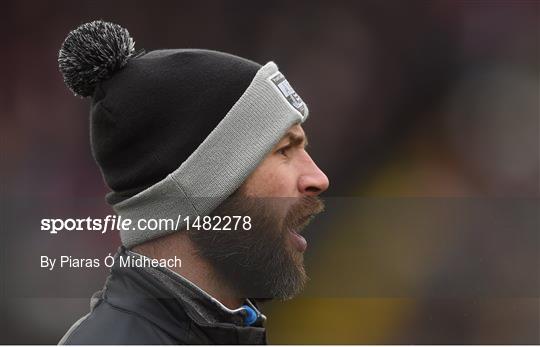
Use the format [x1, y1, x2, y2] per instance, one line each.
[298, 154, 330, 196]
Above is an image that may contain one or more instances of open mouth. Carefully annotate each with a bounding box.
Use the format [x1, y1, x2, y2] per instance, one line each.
[287, 213, 317, 253]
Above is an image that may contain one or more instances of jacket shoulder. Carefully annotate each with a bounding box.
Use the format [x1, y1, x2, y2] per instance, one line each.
[59, 300, 182, 345]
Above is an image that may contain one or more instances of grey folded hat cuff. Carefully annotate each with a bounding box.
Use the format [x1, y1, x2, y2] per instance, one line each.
[113, 62, 309, 247]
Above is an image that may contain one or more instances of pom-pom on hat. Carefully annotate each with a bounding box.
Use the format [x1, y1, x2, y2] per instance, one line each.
[59, 20, 136, 97]
[58, 20, 310, 247]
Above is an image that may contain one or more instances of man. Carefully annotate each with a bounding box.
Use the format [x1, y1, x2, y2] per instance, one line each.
[58, 20, 329, 344]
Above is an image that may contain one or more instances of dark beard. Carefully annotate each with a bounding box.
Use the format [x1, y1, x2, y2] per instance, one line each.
[187, 191, 324, 300]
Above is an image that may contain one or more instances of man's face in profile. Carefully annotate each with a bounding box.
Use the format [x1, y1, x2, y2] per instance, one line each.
[189, 124, 329, 299]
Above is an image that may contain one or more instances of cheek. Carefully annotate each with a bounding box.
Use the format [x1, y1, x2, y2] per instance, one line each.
[243, 160, 298, 197]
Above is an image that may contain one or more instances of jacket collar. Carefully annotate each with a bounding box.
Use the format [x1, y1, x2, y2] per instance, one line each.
[125, 248, 267, 326]
[101, 247, 267, 344]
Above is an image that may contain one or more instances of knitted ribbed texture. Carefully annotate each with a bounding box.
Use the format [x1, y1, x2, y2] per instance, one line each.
[114, 62, 308, 247]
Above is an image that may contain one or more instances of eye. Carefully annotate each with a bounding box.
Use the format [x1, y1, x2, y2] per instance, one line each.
[277, 146, 290, 157]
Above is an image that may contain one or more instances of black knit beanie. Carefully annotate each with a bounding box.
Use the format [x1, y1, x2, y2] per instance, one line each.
[59, 20, 309, 247]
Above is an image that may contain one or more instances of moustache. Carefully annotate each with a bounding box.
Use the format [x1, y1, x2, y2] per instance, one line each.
[284, 196, 325, 232]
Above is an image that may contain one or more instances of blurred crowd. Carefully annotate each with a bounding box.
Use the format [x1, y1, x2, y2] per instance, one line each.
[2, 0, 538, 344]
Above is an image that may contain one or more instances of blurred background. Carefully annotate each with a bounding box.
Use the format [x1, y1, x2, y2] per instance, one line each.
[1, 0, 539, 344]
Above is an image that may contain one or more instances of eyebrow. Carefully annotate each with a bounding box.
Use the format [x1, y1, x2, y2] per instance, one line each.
[282, 131, 309, 148]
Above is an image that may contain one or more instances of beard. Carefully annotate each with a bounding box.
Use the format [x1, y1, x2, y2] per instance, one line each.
[187, 190, 325, 300]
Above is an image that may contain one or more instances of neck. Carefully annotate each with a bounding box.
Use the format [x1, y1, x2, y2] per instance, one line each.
[132, 232, 243, 309]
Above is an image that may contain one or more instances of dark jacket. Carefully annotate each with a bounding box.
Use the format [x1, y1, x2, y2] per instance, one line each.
[59, 248, 267, 344]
